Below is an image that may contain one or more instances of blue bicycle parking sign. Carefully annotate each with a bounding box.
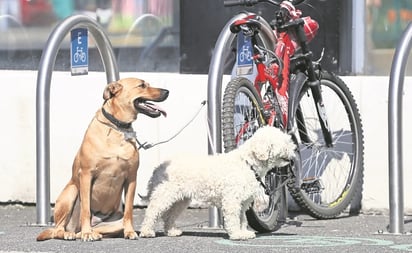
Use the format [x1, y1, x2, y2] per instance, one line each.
[236, 32, 253, 76]
[70, 28, 88, 75]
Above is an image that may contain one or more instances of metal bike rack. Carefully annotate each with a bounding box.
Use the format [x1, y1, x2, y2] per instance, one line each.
[206, 13, 278, 227]
[36, 15, 119, 225]
[388, 22, 412, 234]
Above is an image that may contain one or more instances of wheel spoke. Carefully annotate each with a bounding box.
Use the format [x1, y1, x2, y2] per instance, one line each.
[289, 72, 364, 218]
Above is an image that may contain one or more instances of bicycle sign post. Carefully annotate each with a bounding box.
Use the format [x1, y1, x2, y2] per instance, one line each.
[70, 28, 88, 75]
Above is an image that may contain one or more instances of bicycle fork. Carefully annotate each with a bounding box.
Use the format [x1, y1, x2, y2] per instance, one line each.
[288, 71, 333, 193]
[293, 20, 334, 148]
[292, 72, 333, 148]
[308, 71, 333, 148]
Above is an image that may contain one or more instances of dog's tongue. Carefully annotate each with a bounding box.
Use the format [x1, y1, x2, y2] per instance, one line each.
[146, 102, 167, 117]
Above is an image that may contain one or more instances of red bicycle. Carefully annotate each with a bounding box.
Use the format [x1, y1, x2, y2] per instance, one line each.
[220, 0, 364, 232]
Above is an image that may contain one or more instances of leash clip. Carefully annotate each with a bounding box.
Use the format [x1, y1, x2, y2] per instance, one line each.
[124, 130, 137, 141]
[135, 138, 152, 150]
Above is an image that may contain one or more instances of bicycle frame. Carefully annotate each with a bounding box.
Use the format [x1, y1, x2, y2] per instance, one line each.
[220, 0, 364, 225]
[232, 2, 334, 146]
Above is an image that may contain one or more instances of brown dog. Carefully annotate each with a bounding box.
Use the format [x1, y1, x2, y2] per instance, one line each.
[36, 77, 169, 241]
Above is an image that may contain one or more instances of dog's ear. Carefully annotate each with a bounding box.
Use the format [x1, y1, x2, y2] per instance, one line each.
[103, 81, 123, 100]
[251, 138, 271, 161]
[254, 145, 271, 161]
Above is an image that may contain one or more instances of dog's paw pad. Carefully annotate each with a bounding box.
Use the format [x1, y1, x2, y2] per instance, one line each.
[124, 231, 138, 240]
[244, 231, 256, 239]
[139, 229, 156, 238]
[229, 231, 256, 241]
[166, 228, 182, 237]
[63, 232, 76, 240]
[80, 231, 103, 242]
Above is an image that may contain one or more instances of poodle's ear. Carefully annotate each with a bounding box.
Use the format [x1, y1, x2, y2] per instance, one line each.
[254, 149, 269, 161]
[252, 141, 271, 161]
[103, 81, 123, 100]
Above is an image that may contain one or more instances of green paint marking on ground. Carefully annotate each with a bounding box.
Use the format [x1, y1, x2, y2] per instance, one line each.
[215, 235, 394, 248]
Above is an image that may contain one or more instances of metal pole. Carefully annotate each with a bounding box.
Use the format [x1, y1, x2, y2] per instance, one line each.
[36, 15, 119, 225]
[351, 0, 365, 73]
[206, 16, 236, 228]
[388, 22, 412, 234]
[206, 13, 277, 227]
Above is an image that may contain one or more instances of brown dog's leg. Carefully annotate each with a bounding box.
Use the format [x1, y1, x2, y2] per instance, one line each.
[122, 178, 138, 239]
[36, 181, 79, 241]
[79, 169, 102, 241]
[91, 218, 124, 238]
[54, 182, 80, 240]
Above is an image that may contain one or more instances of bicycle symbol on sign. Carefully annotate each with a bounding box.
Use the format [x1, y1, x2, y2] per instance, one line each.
[239, 44, 252, 63]
[73, 46, 86, 63]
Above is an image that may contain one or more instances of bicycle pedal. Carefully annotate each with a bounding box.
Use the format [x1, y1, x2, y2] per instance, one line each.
[301, 177, 324, 194]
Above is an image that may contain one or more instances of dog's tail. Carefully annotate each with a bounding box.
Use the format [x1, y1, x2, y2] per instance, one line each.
[36, 228, 62, 241]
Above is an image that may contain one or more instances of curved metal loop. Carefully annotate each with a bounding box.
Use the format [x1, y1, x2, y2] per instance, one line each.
[206, 12, 277, 227]
[388, 22, 412, 235]
[36, 15, 119, 225]
[207, 12, 276, 155]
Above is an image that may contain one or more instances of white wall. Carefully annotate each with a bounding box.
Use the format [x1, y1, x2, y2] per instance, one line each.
[1, 70, 411, 212]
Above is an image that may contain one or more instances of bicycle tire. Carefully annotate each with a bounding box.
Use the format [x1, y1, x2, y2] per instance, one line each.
[288, 71, 364, 219]
[222, 76, 282, 232]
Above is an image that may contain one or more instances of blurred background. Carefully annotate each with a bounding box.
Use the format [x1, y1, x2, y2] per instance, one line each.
[0, 0, 411, 75]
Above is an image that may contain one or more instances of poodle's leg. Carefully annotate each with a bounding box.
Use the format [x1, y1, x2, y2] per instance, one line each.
[240, 210, 248, 231]
[240, 200, 255, 239]
[240, 199, 253, 232]
[140, 184, 181, 238]
[222, 198, 255, 241]
[162, 198, 190, 237]
[221, 198, 242, 239]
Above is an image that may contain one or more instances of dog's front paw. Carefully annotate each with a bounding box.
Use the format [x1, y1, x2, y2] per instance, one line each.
[124, 230, 138, 240]
[229, 230, 256, 241]
[63, 231, 76, 240]
[166, 228, 182, 237]
[139, 228, 156, 238]
[80, 230, 103, 242]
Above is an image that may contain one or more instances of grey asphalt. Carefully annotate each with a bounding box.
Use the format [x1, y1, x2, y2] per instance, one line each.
[1, 204, 412, 253]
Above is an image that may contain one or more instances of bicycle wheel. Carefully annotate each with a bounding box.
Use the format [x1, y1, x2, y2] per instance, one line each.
[222, 77, 283, 232]
[288, 71, 364, 219]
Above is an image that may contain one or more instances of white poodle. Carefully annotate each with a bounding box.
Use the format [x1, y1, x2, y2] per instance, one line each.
[139, 126, 296, 240]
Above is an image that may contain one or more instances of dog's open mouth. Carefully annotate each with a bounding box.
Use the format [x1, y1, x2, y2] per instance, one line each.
[134, 98, 167, 118]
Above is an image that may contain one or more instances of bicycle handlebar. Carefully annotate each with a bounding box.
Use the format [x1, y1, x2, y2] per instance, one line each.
[224, 0, 260, 7]
[223, 0, 304, 7]
[224, 0, 270, 7]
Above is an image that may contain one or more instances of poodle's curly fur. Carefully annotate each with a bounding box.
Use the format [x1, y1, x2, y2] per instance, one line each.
[139, 126, 296, 240]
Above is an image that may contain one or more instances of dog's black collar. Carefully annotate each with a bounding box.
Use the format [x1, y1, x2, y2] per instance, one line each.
[101, 107, 132, 130]
[101, 107, 147, 147]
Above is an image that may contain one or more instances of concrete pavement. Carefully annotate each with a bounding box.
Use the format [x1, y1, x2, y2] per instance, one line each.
[1, 205, 412, 253]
